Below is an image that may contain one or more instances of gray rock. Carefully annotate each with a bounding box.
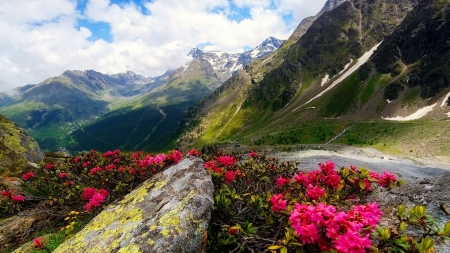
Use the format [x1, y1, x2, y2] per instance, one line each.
[0, 215, 36, 251]
[372, 176, 450, 252]
[54, 158, 214, 253]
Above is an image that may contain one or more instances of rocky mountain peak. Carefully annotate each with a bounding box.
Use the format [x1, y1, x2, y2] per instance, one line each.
[187, 47, 203, 58]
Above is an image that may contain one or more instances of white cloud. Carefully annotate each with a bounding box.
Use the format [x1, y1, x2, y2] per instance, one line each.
[0, 0, 327, 92]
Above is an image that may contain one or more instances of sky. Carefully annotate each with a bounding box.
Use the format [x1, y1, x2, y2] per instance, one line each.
[0, 0, 327, 92]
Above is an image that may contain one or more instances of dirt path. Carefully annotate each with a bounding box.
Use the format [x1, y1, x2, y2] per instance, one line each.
[273, 146, 450, 182]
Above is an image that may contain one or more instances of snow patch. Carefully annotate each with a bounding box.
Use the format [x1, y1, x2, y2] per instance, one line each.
[387, 99, 393, 104]
[293, 42, 382, 112]
[440, 91, 450, 107]
[383, 103, 437, 121]
[321, 74, 330, 86]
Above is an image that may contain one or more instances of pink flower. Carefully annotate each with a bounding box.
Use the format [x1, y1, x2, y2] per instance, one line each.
[58, 173, 68, 179]
[323, 174, 341, 189]
[217, 156, 236, 167]
[65, 180, 73, 187]
[11, 195, 25, 202]
[169, 150, 183, 163]
[334, 232, 371, 253]
[98, 189, 108, 198]
[369, 171, 380, 180]
[45, 163, 55, 170]
[297, 223, 321, 244]
[378, 172, 397, 188]
[89, 192, 105, 207]
[82, 187, 96, 200]
[248, 151, 258, 157]
[33, 237, 45, 248]
[118, 167, 124, 172]
[293, 172, 310, 187]
[203, 161, 216, 170]
[73, 156, 81, 163]
[1, 190, 12, 197]
[223, 170, 236, 184]
[187, 148, 201, 157]
[83, 161, 91, 167]
[320, 161, 335, 174]
[153, 154, 166, 164]
[269, 194, 287, 213]
[276, 176, 290, 187]
[22, 172, 35, 181]
[306, 184, 325, 200]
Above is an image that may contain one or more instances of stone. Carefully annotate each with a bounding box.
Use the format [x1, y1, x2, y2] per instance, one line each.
[372, 175, 450, 252]
[54, 158, 214, 253]
[0, 215, 36, 251]
[0, 114, 44, 175]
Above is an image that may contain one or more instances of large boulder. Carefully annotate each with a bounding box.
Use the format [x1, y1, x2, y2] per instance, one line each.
[0, 114, 43, 175]
[373, 175, 450, 252]
[54, 157, 214, 253]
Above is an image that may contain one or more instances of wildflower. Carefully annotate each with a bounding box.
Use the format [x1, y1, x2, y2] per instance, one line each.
[248, 151, 258, 157]
[82, 187, 96, 200]
[113, 158, 120, 163]
[21, 172, 35, 181]
[1, 190, 12, 197]
[334, 232, 371, 253]
[153, 154, 166, 164]
[168, 150, 183, 163]
[320, 161, 335, 174]
[33, 237, 45, 248]
[98, 189, 108, 198]
[65, 180, 73, 187]
[269, 194, 287, 213]
[72, 156, 81, 163]
[229, 227, 238, 235]
[89, 192, 106, 207]
[369, 171, 380, 180]
[217, 156, 236, 167]
[82, 161, 91, 167]
[297, 223, 321, 244]
[293, 172, 310, 187]
[45, 163, 55, 170]
[104, 164, 116, 170]
[187, 148, 201, 156]
[323, 174, 341, 189]
[58, 173, 68, 179]
[276, 176, 290, 187]
[378, 172, 397, 188]
[306, 184, 325, 200]
[11, 195, 25, 202]
[203, 161, 216, 170]
[223, 170, 236, 184]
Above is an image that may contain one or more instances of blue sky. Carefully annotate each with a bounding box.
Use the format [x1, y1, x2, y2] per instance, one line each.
[0, 0, 327, 92]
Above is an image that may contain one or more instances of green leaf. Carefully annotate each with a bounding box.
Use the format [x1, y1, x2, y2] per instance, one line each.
[359, 180, 366, 189]
[280, 247, 288, 253]
[397, 205, 406, 217]
[400, 222, 407, 231]
[444, 221, 450, 235]
[267, 245, 283, 250]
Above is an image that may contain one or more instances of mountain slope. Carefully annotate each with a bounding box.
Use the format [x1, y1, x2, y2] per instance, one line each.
[175, 0, 424, 151]
[0, 70, 166, 150]
[65, 38, 283, 152]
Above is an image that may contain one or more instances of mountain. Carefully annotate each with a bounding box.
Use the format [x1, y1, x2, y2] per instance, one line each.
[0, 70, 167, 149]
[175, 0, 450, 156]
[289, 0, 348, 40]
[64, 37, 283, 152]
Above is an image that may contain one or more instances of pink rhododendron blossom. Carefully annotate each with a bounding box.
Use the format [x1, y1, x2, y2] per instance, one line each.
[293, 172, 310, 187]
[223, 170, 236, 184]
[22, 172, 35, 181]
[104, 164, 116, 170]
[169, 150, 183, 163]
[378, 172, 397, 188]
[73, 156, 81, 163]
[187, 148, 201, 157]
[98, 189, 108, 198]
[33, 237, 45, 248]
[153, 154, 166, 164]
[320, 161, 335, 174]
[89, 192, 106, 207]
[83, 161, 91, 167]
[298, 223, 321, 244]
[45, 163, 55, 170]
[58, 173, 68, 179]
[369, 171, 380, 180]
[217, 156, 236, 167]
[323, 174, 341, 189]
[334, 232, 371, 253]
[306, 184, 325, 200]
[269, 194, 287, 213]
[248, 151, 258, 157]
[82, 187, 96, 200]
[1, 190, 12, 197]
[65, 180, 73, 187]
[11, 195, 25, 202]
[348, 203, 383, 229]
[276, 176, 290, 187]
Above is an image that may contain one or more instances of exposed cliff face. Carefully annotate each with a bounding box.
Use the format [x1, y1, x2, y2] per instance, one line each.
[373, 0, 450, 99]
[289, 0, 348, 40]
[0, 114, 43, 175]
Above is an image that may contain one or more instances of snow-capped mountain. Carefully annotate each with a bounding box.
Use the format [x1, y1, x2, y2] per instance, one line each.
[184, 37, 283, 83]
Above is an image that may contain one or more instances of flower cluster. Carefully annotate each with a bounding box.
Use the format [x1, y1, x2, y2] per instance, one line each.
[83, 188, 108, 211]
[289, 202, 382, 252]
[1, 190, 24, 202]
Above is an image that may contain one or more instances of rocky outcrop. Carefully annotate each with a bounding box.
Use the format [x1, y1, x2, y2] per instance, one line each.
[0, 215, 36, 251]
[373, 175, 450, 252]
[54, 158, 214, 253]
[0, 114, 43, 175]
[373, 0, 450, 99]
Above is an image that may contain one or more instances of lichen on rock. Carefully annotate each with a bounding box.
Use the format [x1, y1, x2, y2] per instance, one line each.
[54, 157, 214, 253]
[0, 114, 43, 175]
